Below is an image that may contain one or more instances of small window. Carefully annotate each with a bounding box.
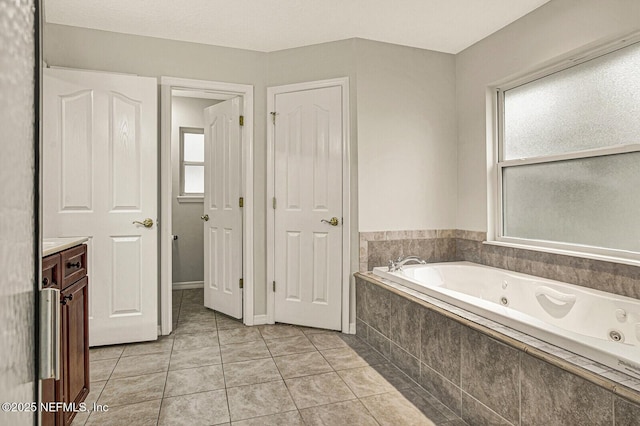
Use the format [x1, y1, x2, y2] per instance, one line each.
[495, 39, 640, 261]
[180, 127, 205, 196]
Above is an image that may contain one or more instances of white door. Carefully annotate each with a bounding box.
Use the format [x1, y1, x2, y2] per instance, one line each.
[273, 86, 343, 330]
[43, 68, 158, 346]
[203, 98, 243, 319]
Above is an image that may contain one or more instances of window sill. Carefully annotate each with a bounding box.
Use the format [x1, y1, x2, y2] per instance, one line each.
[483, 239, 640, 268]
[177, 195, 204, 203]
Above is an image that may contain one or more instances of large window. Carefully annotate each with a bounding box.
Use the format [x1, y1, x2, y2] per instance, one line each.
[495, 39, 640, 261]
[180, 127, 205, 196]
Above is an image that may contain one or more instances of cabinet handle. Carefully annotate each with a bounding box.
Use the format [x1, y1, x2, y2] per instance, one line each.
[60, 294, 73, 305]
[40, 288, 60, 380]
[67, 261, 81, 268]
[42, 277, 49, 286]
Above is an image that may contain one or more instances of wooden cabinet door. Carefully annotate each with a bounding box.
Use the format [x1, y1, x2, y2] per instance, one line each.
[40, 378, 62, 426]
[61, 277, 90, 425]
[42, 253, 63, 426]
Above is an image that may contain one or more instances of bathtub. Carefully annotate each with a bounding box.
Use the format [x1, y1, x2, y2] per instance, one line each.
[373, 261, 640, 380]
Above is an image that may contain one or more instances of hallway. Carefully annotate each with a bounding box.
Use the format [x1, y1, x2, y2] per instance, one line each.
[75, 289, 466, 425]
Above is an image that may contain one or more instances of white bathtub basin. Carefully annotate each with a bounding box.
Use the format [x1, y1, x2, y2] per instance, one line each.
[373, 261, 640, 380]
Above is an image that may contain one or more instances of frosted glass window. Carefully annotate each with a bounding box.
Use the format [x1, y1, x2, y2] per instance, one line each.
[183, 133, 204, 162]
[184, 165, 204, 194]
[502, 153, 640, 252]
[503, 41, 640, 160]
[180, 127, 205, 196]
[497, 39, 640, 258]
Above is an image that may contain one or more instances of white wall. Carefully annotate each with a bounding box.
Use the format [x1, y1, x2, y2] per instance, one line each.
[456, 0, 640, 232]
[0, 0, 36, 424]
[356, 39, 457, 232]
[171, 96, 220, 284]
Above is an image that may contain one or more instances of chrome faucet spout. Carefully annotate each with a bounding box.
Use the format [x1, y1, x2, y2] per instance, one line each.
[388, 255, 427, 272]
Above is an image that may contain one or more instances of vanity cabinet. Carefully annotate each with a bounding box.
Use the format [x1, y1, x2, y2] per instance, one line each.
[41, 243, 89, 426]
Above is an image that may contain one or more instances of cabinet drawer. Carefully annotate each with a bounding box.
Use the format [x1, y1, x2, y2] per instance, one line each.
[61, 244, 87, 289]
[42, 253, 61, 289]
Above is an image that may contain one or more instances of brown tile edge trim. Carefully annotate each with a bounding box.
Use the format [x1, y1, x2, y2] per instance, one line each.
[354, 271, 640, 406]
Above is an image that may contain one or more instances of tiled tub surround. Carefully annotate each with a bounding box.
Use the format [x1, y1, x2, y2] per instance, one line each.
[373, 262, 640, 381]
[360, 230, 458, 273]
[355, 273, 640, 425]
[360, 230, 640, 300]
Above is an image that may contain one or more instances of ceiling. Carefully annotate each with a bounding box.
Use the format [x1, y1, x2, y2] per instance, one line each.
[45, 0, 551, 54]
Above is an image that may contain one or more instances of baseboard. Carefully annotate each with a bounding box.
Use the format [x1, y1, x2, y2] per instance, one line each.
[173, 281, 204, 290]
[253, 314, 268, 325]
[348, 322, 356, 334]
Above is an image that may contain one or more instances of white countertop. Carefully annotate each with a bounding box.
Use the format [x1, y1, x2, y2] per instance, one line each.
[43, 237, 89, 257]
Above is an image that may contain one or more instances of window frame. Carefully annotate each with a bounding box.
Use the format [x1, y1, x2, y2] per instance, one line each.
[490, 34, 640, 265]
[179, 126, 205, 199]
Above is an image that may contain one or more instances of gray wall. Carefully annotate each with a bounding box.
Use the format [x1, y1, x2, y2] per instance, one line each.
[171, 96, 220, 285]
[43, 23, 271, 314]
[456, 0, 640, 232]
[0, 0, 36, 424]
[355, 39, 456, 232]
[43, 25, 460, 320]
[266, 38, 458, 322]
[42, 1, 640, 320]
[266, 39, 361, 323]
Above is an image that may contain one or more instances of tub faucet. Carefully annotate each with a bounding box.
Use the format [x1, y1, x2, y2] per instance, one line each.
[388, 255, 427, 272]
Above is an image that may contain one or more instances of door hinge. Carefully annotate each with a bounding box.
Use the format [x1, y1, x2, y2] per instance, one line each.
[272, 281, 276, 292]
[239, 278, 244, 289]
[272, 197, 276, 209]
[270, 111, 278, 125]
[239, 115, 244, 126]
[239, 197, 244, 208]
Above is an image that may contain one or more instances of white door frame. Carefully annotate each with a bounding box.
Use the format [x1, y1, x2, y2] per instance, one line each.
[266, 77, 351, 333]
[160, 77, 255, 334]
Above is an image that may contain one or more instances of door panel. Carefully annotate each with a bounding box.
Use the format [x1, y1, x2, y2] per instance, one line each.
[60, 90, 93, 211]
[111, 236, 142, 315]
[274, 86, 343, 330]
[110, 92, 142, 210]
[203, 98, 243, 318]
[44, 68, 158, 346]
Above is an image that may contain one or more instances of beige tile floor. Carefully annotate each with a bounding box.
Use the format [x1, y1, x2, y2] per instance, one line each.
[73, 289, 467, 425]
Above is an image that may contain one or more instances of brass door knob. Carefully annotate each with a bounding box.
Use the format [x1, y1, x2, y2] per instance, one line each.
[201, 214, 210, 221]
[321, 217, 340, 226]
[133, 218, 154, 228]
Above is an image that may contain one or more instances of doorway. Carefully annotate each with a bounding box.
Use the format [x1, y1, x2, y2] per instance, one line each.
[160, 77, 255, 334]
[266, 78, 351, 332]
[43, 67, 159, 346]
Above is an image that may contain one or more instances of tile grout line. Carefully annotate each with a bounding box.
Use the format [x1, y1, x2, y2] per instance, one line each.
[267, 325, 311, 420]
[354, 330, 468, 424]
[155, 291, 181, 425]
[91, 288, 461, 424]
[217, 307, 234, 424]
